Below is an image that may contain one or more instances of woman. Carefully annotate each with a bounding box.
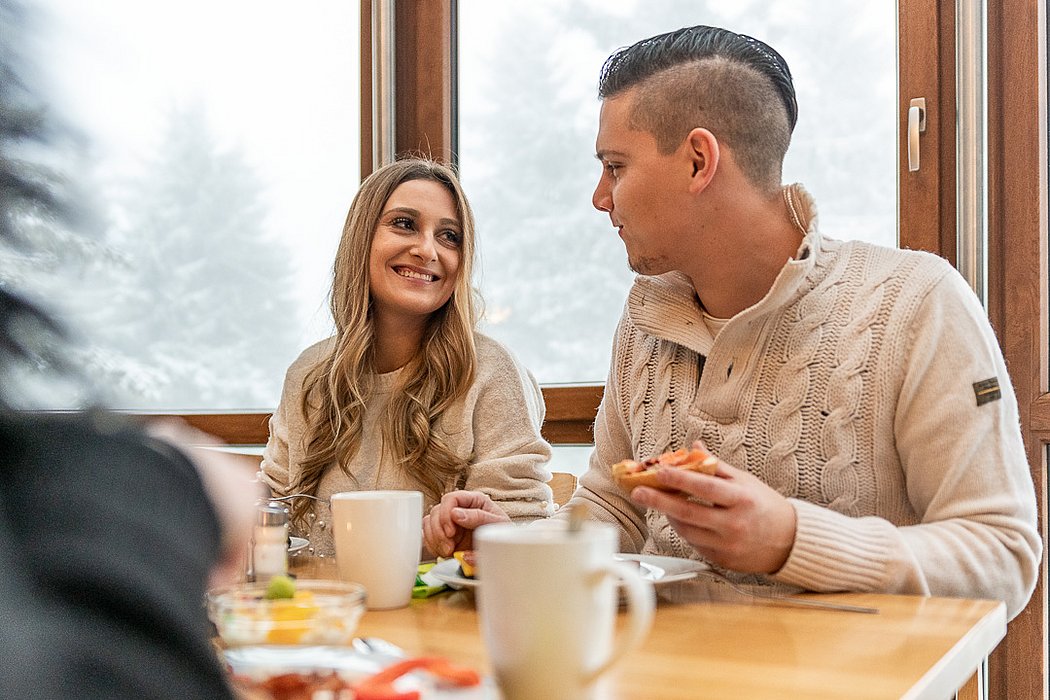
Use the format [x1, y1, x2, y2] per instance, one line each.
[262, 158, 554, 555]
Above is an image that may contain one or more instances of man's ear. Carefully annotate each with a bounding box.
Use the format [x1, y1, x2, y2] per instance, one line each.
[686, 127, 719, 194]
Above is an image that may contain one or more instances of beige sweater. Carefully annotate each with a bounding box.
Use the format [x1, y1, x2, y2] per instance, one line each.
[567, 185, 1041, 619]
[262, 332, 554, 555]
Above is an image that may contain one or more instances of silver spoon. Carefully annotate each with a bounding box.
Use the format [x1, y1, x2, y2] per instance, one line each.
[352, 637, 406, 660]
[567, 501, 589, 532]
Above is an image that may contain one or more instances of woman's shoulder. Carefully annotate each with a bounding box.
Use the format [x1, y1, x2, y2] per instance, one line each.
[284, 336, 336, 378]
[472, 332, 543, 395]
[295, 336, 337, 365]
[274, 337, 336, 405]
[465, 333, 546, 425]
[473, 330, 507, 355]
[473, 331, 527, 374]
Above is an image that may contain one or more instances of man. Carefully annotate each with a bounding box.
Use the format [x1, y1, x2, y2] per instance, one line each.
[424, 25, 1041, 619]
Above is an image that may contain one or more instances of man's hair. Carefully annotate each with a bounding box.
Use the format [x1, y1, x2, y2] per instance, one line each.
[598, 25, 797, 192]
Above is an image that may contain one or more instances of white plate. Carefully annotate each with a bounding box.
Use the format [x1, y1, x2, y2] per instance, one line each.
[288, 536, 309, 554]
[429, 558, 479, 588]
[429, 553, 704, 589]
[224, 645, 494, 699]
[225, 645, 385, 681]
[614, 553, 707, 584]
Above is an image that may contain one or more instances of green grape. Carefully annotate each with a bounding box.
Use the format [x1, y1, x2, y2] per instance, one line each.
[263, 574, 296, 599]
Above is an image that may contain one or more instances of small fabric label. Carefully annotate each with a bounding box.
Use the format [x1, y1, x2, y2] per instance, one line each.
[973, 377, 1002, 406]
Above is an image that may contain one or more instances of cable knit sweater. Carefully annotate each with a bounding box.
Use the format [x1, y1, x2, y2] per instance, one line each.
[262, 332, 555, 555]
[569, 185, 1041, 619]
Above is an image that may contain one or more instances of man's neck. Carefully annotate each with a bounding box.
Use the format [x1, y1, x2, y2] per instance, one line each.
[685, 186, 805, 319]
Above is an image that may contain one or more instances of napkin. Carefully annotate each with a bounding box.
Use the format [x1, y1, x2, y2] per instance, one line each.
[412, 562, 449, 598]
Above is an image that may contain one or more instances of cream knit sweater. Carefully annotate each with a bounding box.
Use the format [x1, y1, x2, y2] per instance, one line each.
[262, 332, 555, 555]
[568, 185, 1041, 619]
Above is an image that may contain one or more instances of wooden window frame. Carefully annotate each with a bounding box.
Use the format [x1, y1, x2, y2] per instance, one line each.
[900, 2, 1049, 696]
[986, 1, 1048, 697]
[152, 385, 603, 446]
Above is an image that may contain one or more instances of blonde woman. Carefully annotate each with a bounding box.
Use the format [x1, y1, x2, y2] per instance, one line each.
[261, 158, 554, 556]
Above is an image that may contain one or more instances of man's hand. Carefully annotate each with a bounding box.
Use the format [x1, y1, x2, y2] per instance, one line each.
[629, 457, 797, 574]
[423, 490, 511, 558]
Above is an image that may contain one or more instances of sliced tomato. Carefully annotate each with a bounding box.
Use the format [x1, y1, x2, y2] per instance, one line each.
[354, 657, 481, 700]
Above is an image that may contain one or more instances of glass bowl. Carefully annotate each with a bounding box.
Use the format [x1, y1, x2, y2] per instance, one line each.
[208, 579, 367, 647]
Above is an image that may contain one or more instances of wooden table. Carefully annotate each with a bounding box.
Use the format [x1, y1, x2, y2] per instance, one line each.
[291, 556, 1005, 700]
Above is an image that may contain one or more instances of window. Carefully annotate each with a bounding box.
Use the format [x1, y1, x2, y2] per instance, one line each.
[1, 0, 360, 409]
[434, 3, 1044, 691]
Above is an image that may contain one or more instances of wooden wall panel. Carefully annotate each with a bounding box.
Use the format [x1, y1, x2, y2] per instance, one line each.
[987, 0, 1049, 697]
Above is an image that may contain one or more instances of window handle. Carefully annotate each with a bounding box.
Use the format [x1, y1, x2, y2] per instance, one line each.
[907, 97, 927, 172]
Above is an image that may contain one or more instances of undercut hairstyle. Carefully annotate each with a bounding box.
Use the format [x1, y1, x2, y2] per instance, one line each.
[291, 157, 480, 530]
[598, 25, 797, 193]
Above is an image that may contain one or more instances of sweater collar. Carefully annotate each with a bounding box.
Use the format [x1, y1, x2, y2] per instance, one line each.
[626, 183, 823, 355]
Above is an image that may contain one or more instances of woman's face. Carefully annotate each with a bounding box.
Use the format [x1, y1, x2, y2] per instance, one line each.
[368, 178, 463, 328]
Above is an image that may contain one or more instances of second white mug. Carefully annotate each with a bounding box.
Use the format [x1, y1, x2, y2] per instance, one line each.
[330, 490, 422, 610]
[475, 520, 655, 700]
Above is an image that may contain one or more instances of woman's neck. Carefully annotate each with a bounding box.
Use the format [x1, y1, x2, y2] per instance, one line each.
[371, 314, 426, 373]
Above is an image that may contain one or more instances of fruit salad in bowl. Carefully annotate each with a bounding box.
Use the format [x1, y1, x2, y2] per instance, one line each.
[208, 576, 366, 647]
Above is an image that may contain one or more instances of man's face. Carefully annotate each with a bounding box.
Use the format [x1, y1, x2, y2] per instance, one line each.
[592, 91, 691, 276]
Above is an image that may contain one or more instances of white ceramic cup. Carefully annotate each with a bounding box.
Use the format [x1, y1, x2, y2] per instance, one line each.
[330, 490, 422, 610]
[475, 521, 655, 700]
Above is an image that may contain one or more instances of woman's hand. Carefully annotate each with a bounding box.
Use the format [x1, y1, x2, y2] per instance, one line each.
[423, 490, 511, 558]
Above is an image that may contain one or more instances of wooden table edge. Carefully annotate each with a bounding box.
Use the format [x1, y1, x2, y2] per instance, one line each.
[900, 599, 1006, 700]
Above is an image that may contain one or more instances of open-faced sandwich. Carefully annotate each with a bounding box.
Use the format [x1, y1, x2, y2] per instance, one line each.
[612, 441, 719, 493]
[453, 550, 476, 579]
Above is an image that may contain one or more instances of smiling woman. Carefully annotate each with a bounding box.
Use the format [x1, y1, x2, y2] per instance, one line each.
[368, 179, 464, 368]
[259, 158, 556, 557]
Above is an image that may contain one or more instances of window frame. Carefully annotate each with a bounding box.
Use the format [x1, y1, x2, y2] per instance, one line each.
[986, 1, 1049, 697]
[152, 384, 603, 446]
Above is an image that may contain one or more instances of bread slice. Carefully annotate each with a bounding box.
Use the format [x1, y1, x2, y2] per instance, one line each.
[612, 442, 718, 493]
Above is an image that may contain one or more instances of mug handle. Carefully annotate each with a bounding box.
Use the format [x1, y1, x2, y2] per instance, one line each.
[583, 559, 656, 684]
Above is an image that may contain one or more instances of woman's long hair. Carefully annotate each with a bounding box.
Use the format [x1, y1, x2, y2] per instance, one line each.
[290, 158, 480, 529]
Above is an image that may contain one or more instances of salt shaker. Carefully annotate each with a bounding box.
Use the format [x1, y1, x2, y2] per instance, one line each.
[251, 503, 289, 582]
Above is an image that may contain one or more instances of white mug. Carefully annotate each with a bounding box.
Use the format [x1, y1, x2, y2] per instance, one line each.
[475, 521, 655, 700]
[330, 490, 422, 610]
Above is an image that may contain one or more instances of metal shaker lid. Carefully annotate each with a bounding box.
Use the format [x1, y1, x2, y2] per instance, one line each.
[257, 503, 289, 526]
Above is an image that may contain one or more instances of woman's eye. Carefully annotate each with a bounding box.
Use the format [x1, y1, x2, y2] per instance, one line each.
[438, 230, 463, 247]
[391, 216, 414, 230]
[605, 163, 621, 177]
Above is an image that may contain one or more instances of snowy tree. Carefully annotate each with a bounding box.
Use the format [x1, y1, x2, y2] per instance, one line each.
[100, 105, 301, 409]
